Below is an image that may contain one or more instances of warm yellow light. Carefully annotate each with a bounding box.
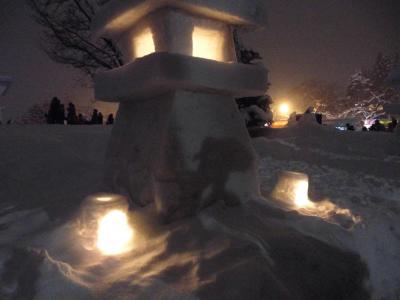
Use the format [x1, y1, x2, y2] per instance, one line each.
[279, 103, 290, 115]
[133, 28, 155, 58]
[96, 210, 133, 255]
[96, 197, 113, 202]
[192, 27, 224, 61]
[294, 180, 313, 208]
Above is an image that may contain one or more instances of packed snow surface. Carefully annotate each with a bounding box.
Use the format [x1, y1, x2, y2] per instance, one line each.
[1, 124, 399, 299]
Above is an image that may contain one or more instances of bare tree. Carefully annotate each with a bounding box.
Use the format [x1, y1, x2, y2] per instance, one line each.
[289, 80, 346, 118]
[27, 0, 124, 76]
[341, 53, 400, 121]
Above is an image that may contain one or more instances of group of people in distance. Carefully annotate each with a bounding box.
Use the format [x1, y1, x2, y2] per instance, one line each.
[46, 97, 114, 125]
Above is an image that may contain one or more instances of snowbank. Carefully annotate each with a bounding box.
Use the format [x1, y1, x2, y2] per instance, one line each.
[254, 123, 400, 299]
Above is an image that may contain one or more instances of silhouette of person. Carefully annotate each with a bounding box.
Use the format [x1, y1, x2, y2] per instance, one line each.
[106, 113, 114, 125]
[90, 109, 99, 124]
[98, 112, 104, 125]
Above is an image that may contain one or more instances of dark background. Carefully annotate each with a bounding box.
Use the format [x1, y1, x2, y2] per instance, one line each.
[1, 0, 399, 119]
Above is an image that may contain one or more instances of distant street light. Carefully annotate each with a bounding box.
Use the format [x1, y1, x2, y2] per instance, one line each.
[279, 103, 290, 115]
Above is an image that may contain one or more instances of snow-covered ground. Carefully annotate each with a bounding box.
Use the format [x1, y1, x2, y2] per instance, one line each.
[254, 122, 400, 300]
[0, 124, 399, 299]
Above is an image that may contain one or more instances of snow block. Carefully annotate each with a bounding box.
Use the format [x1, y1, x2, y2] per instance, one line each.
[94, 52, 268, 102]
[92, 0, 267, 38]
[104, 91, 261, 222]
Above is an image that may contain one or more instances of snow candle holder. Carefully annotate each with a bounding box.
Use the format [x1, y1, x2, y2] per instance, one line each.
[79, 193, 134, 256]
[271, 171, 314, 209]
[91, 0, 268, 222]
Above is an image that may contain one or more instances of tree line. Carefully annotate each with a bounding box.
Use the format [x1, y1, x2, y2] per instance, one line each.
[289, 53, 400, 121]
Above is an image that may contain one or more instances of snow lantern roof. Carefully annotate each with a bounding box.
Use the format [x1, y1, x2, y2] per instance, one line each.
[92, 0, 267, 38]
[94, 52, 268, 101]
[0, 76, 12, 96]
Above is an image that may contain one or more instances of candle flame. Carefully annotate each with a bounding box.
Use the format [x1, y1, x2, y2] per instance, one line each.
[96, 210, 133, 256]
[294, 180, 314, 208]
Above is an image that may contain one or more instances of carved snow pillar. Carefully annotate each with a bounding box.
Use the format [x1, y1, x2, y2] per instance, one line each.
[92, 0, 268, 222]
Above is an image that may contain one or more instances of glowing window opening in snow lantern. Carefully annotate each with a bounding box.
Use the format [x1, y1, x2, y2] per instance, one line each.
[133, 27, 155, 58]
[192, 27, 224, 61]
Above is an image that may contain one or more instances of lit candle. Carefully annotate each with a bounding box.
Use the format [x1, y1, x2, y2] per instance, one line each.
[79, 193, 134, 255]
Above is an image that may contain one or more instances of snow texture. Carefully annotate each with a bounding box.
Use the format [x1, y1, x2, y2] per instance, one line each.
[1, 125, 399, 299]
[103, 91, 261, 222]
[94, 52, 268, 102]
[254, 122, 400, 299]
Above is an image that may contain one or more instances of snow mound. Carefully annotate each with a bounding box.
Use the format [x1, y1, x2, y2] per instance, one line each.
[0, 209, 49, 246]
[24, 204, 368, 300]
[2, 125, 400, 299]
[254, 125, 400, 299]
[34, 251, 93, 300]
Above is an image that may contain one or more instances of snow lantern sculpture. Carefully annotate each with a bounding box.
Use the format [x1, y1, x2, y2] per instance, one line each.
[92, 0, 268, 222]
[79, 193, 134, 255]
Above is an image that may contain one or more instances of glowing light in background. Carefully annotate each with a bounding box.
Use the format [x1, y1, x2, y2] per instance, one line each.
[133, 28, 155, 58]
[96, 210, 134, 256]
[279, 103, 290, 115]
[192, 27, 224, 61]
[271, 120, 289, 128]
[96, 197, 113, 202]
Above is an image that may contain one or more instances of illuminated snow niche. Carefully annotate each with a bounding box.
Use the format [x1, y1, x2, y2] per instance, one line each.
[192, 27, 224, 61]
[133, 27, 155, 58]
[272, 171, 312, 209]
[294, 180, 314, 208]
[97, 210, 134, 256]
[79, 194, 134, 256]
[272, 171, 361, 228]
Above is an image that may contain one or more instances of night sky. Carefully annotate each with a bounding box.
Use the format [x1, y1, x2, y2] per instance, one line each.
[1, 0, 399, 119]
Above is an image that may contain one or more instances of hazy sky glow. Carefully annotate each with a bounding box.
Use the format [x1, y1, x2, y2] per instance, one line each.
[0, 0, 399, 119]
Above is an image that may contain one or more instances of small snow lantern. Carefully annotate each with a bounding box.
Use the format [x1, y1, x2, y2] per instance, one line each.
[272, 171, 314, 209]
[79, 193, 133, 255]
